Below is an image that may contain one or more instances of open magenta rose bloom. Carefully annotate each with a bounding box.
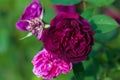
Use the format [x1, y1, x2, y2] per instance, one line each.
[32, 49, 72, 79]
[41, 12, 94, 63]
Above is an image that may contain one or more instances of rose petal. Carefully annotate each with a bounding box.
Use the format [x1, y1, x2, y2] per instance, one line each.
[54, 5, 75, 13]
[16, 21, 29, 31]
[21, 0, 42, 20]
[50, 12, 79, 26]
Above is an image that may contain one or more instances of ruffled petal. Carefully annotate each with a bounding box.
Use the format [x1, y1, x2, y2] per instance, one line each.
[32, 48, 72, 80]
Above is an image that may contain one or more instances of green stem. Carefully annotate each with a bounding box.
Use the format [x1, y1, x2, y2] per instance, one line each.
[83, 0, 87, 11]
[73, 62, 85, 80]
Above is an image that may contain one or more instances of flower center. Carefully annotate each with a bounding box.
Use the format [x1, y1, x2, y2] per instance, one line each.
[25, 18, 44, 39]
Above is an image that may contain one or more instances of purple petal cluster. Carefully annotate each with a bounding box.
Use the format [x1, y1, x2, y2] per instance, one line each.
[41, 12, 94, 63]
[32, 49, 72, 79]
[16, 0, 42, 31]
[16, 0, 44, 40]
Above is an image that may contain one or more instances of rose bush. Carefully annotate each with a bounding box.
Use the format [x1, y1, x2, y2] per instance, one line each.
[41, 12, 94, 63]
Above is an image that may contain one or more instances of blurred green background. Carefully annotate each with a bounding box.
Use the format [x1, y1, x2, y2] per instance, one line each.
[0, 0, 120, 80]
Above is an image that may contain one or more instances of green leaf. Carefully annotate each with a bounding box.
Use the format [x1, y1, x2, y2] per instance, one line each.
[86, 0, 115, 7]
[104, 77, 112, 80]
[106, 49, 115, 62]
[38, 0, 56, 23]
[109, 69, 120, 80]
[43, 9, 56, 23]
[83, 59, 99, 76]
[89, 15, 119, 34]
[20, 33, 32, 40]
[73, 62, 84, 80]
[54, 70, 73, 80]
[81, 8, 95, 20]
[32, 76, 42, 80]
[85, 76, 94, 80]
[50, 0, 82, 5]
[94, 29, 119, 42]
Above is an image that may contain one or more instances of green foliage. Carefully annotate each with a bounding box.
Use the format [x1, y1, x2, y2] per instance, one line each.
[43, 9, 56, 23]
[86, 0, 115, 7]
[110, 68, 120, 80]
[50, 0, 82, 5]
[83, 59, 99, 76]
[85, 76, 94, 80]
[54, 70, 73, 80]
[81, 8, 95, 20]
[89, 15, 119, 34]
[32, 76, 43, 80]
[73, 63, 84, 80]
[94, 29, 119, 42]
[39, 0, 56, 23]
[0, 29, 9, 53]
